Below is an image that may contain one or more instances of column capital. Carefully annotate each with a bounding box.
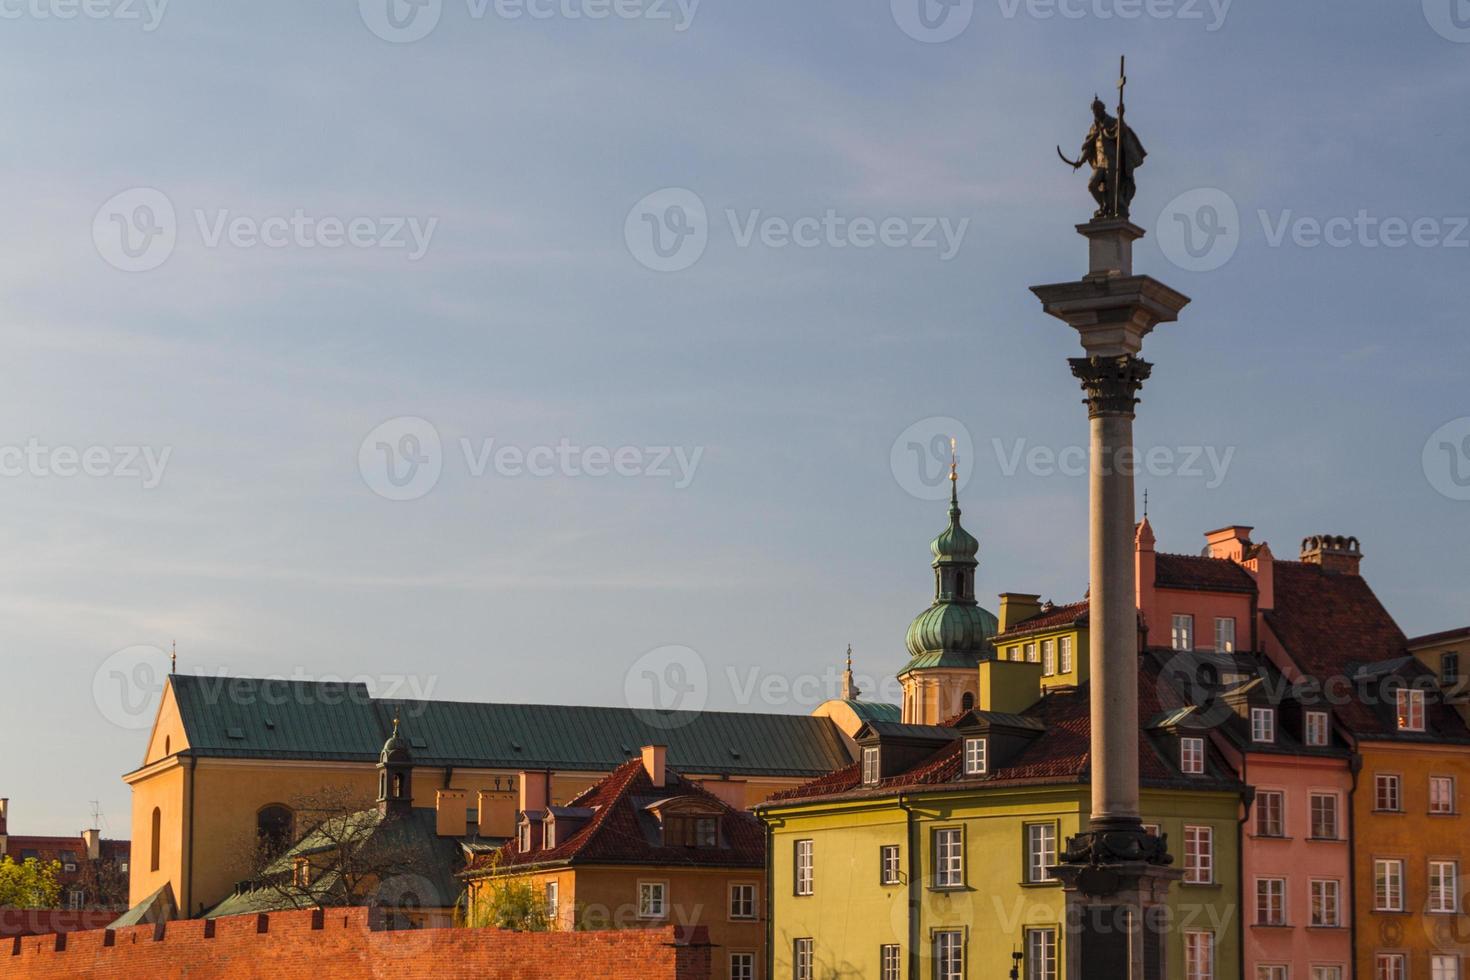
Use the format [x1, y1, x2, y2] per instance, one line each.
[1068, 354, 1153, 419]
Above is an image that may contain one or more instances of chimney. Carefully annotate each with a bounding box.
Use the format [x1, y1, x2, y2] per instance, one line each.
[1203, 525, 1254, 562]
[641, 745, 667, 788]
[977, 660, 1044, 714]
[518, 771, 550, 816]
[82, 828, 101, 861]
[997, 594, 1043, 633]
[1135, 518, 1157, 638]
[697, 779, 747, 811]
[1242, 541, 1275, 611]
[476, 788, 517, 838]
[0, 798, 8, 835]
[435, 789, 468, 837]
[1300, 535, 1362, 576]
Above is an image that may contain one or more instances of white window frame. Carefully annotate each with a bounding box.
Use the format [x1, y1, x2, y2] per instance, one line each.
[1042, 639, 1056, 675]
[1172, 614, 1195, 652]
[963, 737, 987, 776]
[1026, 926, 1058, 980]
[794, 839, 814, 896]
[880, 944, 902, 980]
[934, 930, 964, 980]
[1214, 617, 1236, 653]
[1256, 790, 1284, 837]
[1026, 823, 1057, 884]
[1432, 955, 1462, 980]
[1025, 642, 1039, 663]
[1181, 736, 1205, 775]
[794, 938, 814, 980]
[1305, 711, 1330, 747]
[1397, 688, 1426, 732]
[545, 880, 559, 923]
[1256, 877, 1287, 926]
[1059, 636, 1073, 675]
[729, 881, 757, 920]
[1257, 967, 1289, 980]
[1374, 859, 1404, 912]
[1185, 825, 1214, 884]
[1376, 953, 1406, 980]
[880, 845, 901, 886]
[1184, 930, 1214, 980]
[1431, 775, 1457, 815]
[1310, 878, 1340, 927]
[933, 828, 964, 889]
[1430, 860, 1460, 913]
[1375, 774, 1402, 812]
[730, 952, 755, 980]
[1251, 707, 1276, 743]
[862, 746, 881, 786]
[1312, 966, 1344, 980]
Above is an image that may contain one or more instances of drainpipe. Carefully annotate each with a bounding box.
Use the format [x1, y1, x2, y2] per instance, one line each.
[1235, 756, 1252, 980]
[760, 813, 775, 980]
[1347, 754, 1362, 980]
[898, 795, 919, 980]
[184, 753, 197, 917]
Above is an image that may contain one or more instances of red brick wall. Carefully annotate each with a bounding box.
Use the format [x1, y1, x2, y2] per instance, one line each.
[1, 910, 119, 938]
[5, 908, 712, 980]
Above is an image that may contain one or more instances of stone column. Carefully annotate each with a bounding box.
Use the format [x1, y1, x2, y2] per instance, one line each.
[1032, 218, 1190, 980]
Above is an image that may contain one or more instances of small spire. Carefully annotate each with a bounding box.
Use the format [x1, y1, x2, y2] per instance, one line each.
[841, 644, 859, 701]
[170, 641, 176, 675]
[1142, 488, 1149, 518]
[392, 713, 400, 736]
[948, 437, 961, 517]
[846, 644, 853, 671]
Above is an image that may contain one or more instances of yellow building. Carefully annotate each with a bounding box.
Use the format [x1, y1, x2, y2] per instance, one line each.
[1409, 626, 1470, 724]
[124, 674, 854, 917]
[992, 596, 1091, 690]
[463, 747, 765, 980]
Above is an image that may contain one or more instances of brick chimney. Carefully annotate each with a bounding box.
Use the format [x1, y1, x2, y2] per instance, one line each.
[81, 828, 101, 861]
[1300, 535, 1362, 576]
[1203, 525, 1254, 562]
[997, 594, 1043, 633]
[518, 771, 550, 815]
[641, 745, 667, 788]
[0, 798, 8, 836]
[476, 787, 518, 838]
[435, 789, 469, 837]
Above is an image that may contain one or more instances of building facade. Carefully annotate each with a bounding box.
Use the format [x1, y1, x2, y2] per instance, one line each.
[0, 798, 131, 911]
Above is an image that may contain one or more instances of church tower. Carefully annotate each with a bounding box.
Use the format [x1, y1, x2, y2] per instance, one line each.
[898, 451, 998, 724]
[377, 716, 414, 818]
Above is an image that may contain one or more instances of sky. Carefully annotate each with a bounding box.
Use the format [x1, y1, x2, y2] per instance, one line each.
[1, 0, 1468, 837]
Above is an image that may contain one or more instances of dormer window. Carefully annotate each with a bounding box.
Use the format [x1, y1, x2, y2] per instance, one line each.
[1305, 711, 1330, 747]
[1181, 736, 1204, 775]
[1397, 689, 1426, 732]
[664, 813, 719, 847]
[518, 820, 531, 853]
[862, 747, 881, 786]
[544, 819, 556, 849]
[1443, 652, 1461, 686]
[1250, 708, 1276, 743]
[963, 737, 987, 776]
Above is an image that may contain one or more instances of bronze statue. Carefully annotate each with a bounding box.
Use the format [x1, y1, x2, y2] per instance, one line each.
[1058, 58, 1146, 220]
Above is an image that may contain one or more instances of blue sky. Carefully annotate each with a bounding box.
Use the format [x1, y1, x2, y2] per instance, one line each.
[1, 0, 1467, 835]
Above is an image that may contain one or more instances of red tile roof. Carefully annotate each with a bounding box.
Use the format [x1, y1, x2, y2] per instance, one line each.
[1154, 553, 1257, 592]
[996, 600, 1089, 639]
[464, 758, 763, 876]
[1407, 626, 1470, 648]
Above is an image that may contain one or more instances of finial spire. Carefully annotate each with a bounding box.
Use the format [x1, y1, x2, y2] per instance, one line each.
[1142, 488, 1149, 518]
[841, 644, 859, 701]
[392, 713, 400, 737]
[170, 641, 176, 675]
[948, 437, 960, 515]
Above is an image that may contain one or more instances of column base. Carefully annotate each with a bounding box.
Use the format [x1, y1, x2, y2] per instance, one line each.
[1048, 858, 1182, 980]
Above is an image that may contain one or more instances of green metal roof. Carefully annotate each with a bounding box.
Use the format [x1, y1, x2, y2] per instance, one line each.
[840, 701, 902, 724]
[168, 675, 854, 777]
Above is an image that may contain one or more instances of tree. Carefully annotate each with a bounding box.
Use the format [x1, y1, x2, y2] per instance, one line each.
[75, 855, 131, 909]
[462, 856, 551, 932]
[0, 856, 62, 909]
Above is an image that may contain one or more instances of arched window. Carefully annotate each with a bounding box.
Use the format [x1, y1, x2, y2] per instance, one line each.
[961, 692, 975, 711]
[256, 805, 294, 860]
[149, 807, 161, 872]
[164, 736, 170, 756]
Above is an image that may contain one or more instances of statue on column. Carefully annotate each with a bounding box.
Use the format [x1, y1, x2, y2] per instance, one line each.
[1058, 59, 1146, 220]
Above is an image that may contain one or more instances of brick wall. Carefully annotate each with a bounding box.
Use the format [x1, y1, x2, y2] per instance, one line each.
[1, 910, 119, 938]
[5, 908, 712, 980]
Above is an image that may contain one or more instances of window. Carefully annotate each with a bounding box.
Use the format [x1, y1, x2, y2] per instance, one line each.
[1256, 878, 1286, 925]
[793, 939, 813, 980]
[1430, 860, 1460, 913]
[1256, 790, 1284, 837]
[1215, 617, 1236, 653]
[1375, 774, 1402, 812]
[881, 944, 902, 980]
[1374, 859, 1404, 911]
[1310, 878, 1340, 926]
[1312, 968, 1344, 980]
[1026, 927, 1058, 980]
[963, 737, 987, 776]
[1310, 793, 1340, 839]
[1025, 642, 1039, 663]
[1444, 652, 1462, 685]
[1184, 931, 1214, 980]
[1059, 636, 1073, 674]
[729, 882, 757, 919]
[1431, 776, 1457, 814]
[1143, 823, 1160, 837]
[1257, 968, 1288, 980]
[149, 807, 161, 872]
[1251, 707, 1276, 743]
[518, 821, 531, 853]
[545, 881, 559, 923]
[1042, 640, 1056, 675]
[794, 840, 814, 896]
[880, 845, 901, 885]
[1185, 826, 1213, 884]
[1433, 956, 1462, 980]
[1305, 711, 1330, 747]
[1397, 688, 1426, 732]
[1009, 646, 1020, 661]
[730, 953, 755, 980]
[933, 828, 963, 888]
[961, 692, 975, 711]
[1026, 823, 1056, 883]
[934, 931, 964, 980]
[1376, 954, 1406, 980]
[863, 746, 881, 785]
[638, 881, 667, 919]
[67, 890, 85, 911]
[664, 814, 719, 847]
[1172, 614, 1195, 651]
[1181, 737, 1205, 775]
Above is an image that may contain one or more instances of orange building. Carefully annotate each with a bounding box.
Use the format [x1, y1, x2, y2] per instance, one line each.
[463, 746, 765, 980]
